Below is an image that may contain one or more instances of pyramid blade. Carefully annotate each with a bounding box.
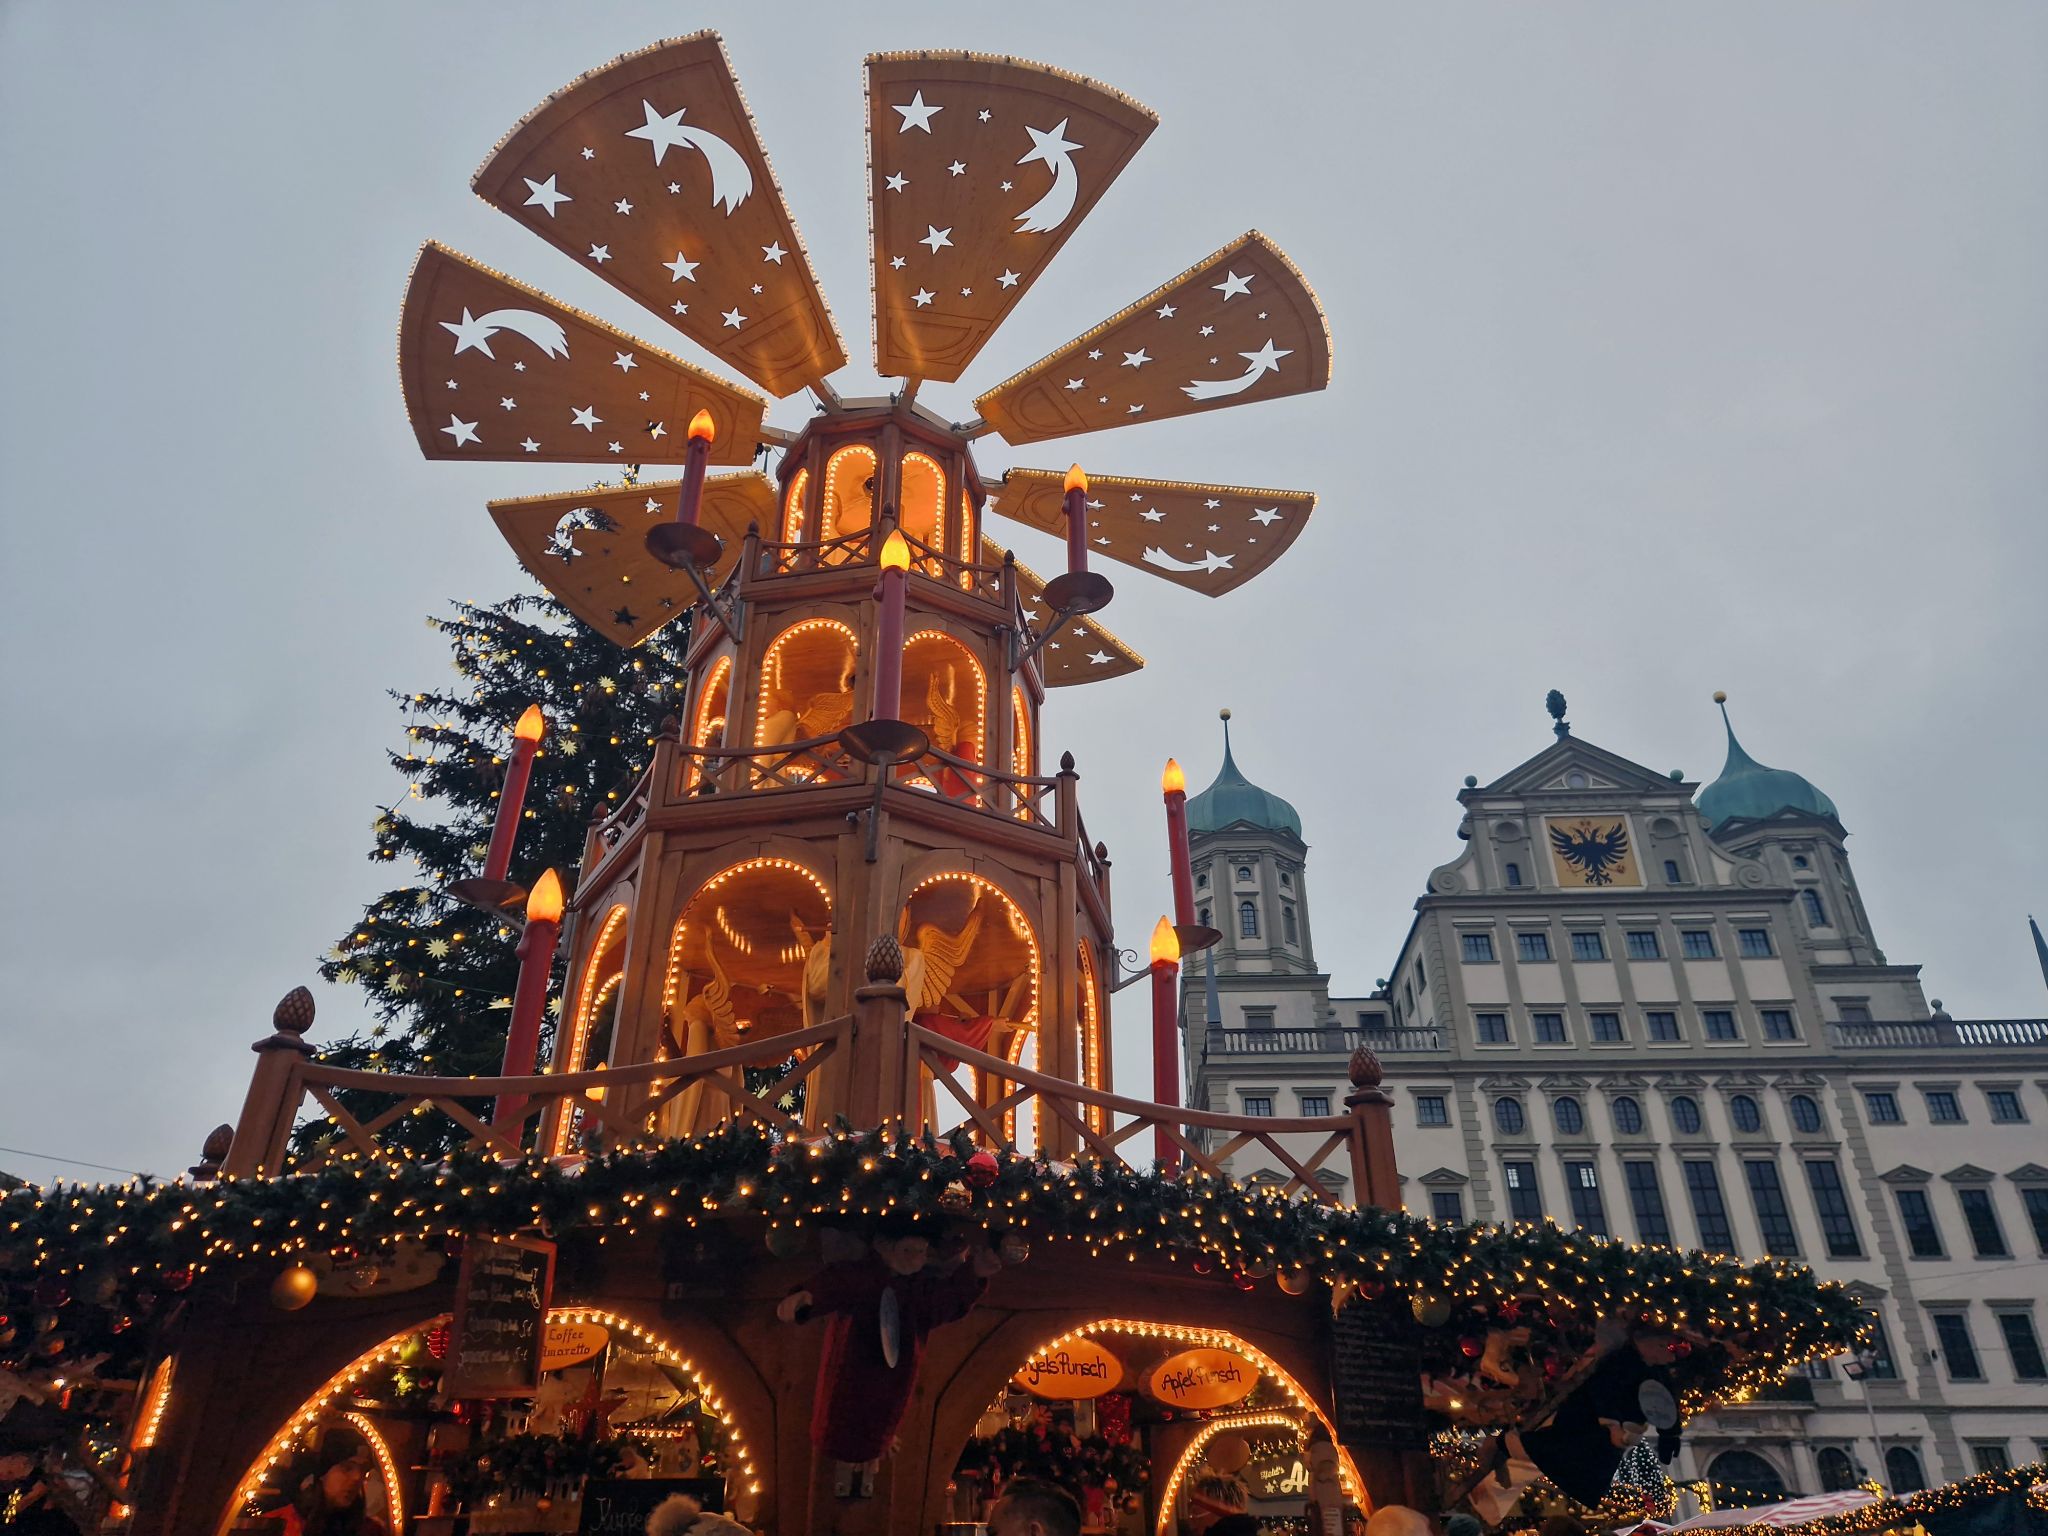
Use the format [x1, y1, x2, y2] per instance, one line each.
[399, 243, 766, 467]
[975, 232, 1330, 444]
[489, 472, 777, 647]
[866, 52, 1156, 383]
[984, 537, 1143, 687]
[991, 471, 1314, 596]
[473, 32, 846, 397]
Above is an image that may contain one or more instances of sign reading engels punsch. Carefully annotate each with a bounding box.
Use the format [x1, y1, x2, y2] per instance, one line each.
[1015, 1336, 1124, 1400]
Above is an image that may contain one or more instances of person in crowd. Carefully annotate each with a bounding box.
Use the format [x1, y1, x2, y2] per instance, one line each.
[276, 1431, 387, 1536]
[986, 1475, 1083, 1536]
[644, 1488, 749, 1536]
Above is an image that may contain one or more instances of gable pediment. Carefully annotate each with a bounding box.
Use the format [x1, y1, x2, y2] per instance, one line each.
[1418, 1167, 1470, 1186]
[1839, 1280, 1888, 1302]
[1601, 1073, 1649, 1089]
[2008, 1163, 2048, 1182]
[1653, 1072, 1708, 1089]
[1474, 736, 1693, 801]
[1538, 1074, 1592, 1091]
[1478, 1075, 1530, 1091]
[1879, 1164, 1931, 1185]
[1941, 1164, 1995, 1184]
[1770, 1071, 1828, 1087]
[1714, 1072, 1768, 1088]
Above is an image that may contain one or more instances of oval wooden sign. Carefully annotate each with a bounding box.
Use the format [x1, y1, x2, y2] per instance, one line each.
[540, 1320, 609, 1371]
[1014, 1337, 1124, 1400]
[1146, 1347, 1258, 1410]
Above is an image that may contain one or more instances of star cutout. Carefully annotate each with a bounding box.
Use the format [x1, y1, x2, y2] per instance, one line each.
[1205, 498, 1221, 509]
[960, 287, 973, 297]
[919, 225, 954, 253]
[762, 241, 787, 265]
[1140, 507, 1164, 522]
[1239, 338, 1293, 376]
[1251, 506, 1282, 525]
[885, 172, 909, 192]
[912, 288, 935, 307]
[441, 415, 479, 446]
[580, 147, 594, 160]
[1200, 325, 1215, 337]
[751, 283, 763, 294]
[667, 181, 681, 194]
[607, 441, 623, 453]
[665, 252, 700, 282]
[513, 361, 525, 372]
[722, 307, 746, 328]
[1121, 349, 1151, 368]
[1020, 119, 1081, 170]
[441, 308, 500, 357]
[445, 379, 458, 390]
[893, 91, 941, 133]
[1207, 523, 1221, 532]
[1087, 650, 1112, 665]
[522, 175, 571, 216]
[500, 397, 517, 410]
[626, 100, 699, 165]
[1000, 180, 1013, 191]
[890, 256, 906, 270]
[614, 198, 633, 214]
[613, 350, 637, 371]
[978, 109, 992, 122]
[1157, 304, 1177, 318]
[1213, 270, 1253, 300]
[572, 406, 601, 431]
[1127, 404, 1144, 414]
[649, 422, 668, 439]
[1087, 348, 1103, 360]
[613, 606, 639, 626]
[588, 244, 611, 264]
[1064, 378, 1085, 391]
[998, 269, 1020, 288]
[639, 390, 651, 401]
[1128, 493, 1143, 501]
[671, 301, 688, 314]
[948, 160, 967, 176]
[646, 498, 662, 512]
[1098, 396, 1108, 404]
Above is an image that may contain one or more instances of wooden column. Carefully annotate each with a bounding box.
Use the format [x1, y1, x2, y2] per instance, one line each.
[1343, 1046, 1403, 1211]
[220, 987, 317, 1179]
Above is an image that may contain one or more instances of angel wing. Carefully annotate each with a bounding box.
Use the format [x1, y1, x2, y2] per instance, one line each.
[681, 940, 737, 1046]
[908, 902, 986, 1011]
[797, 688, 855, 736]
[926, 665, 962, 753]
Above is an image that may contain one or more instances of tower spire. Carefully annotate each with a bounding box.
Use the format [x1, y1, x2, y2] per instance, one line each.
[2032, 915, 2048, 996]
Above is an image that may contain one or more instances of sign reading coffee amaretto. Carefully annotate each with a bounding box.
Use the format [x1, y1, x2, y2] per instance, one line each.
[1144, 1347, 1258, 1410]
[1015, 1336, 1124, 1400]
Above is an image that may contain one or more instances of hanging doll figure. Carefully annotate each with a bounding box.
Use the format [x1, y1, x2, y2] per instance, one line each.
[777, 1214, 1002, 1497]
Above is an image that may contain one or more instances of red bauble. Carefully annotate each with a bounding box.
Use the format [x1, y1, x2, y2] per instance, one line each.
[1459, 1336, 1484, 1359]
[1357, 1278, 1386, 1301]
[425, 1324, 451, 1361]
[1670, 1339, 1694, 1359]
[1541, 1356, 1564, 1381]
[1232, 1271, 1256, 1292]
[159, 1267, 195, 1294]
[32, 1277, 70, 1309]
[964, 1150, 1000, 1189]
[1191, 1258, 1212, 1275]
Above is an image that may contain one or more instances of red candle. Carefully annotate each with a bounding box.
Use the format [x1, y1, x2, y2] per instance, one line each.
[494, 868, 565, 1133]
[483, 705, 547, 883]
[872, 529, 911, 720]
[1149, 916, 1183, 1174]
[1162, 757, 1195, 930]
[1063, 463, 1089, 577]
[677, 408, 715, 526]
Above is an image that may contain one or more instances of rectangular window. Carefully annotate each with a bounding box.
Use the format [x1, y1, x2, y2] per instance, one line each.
[1475, 1012, 1510, 1045]
[1803, 889, 1831, 927]
[1957, 1188, 2010, 1258]
[1461, 933, 1496, 964]
[1565, 1161, 1607, 1236]
[1761, 1008, 1800, 1041]
[1681, 929, 1718, 959]
[1430, 1190, 1466, 1224]
[1703, 1009, 1740, 1041]
[1647, 1011, 1682, 1042]
[1804, 1161, 1864, 1258]
[1745, 1161, 1801, 1256]
[1625, 1161, 1672, 1246]
[1299, 1094, 1330, 1118]
[1894, 1188, 1944, 1258]
[1402, 980, 1414, 1010]
[1987, 1089, 2026, 1123]
[1925, 1089, 1963, 1123]
[1970, 1444, 2011, 1475]
[1517, 931, 1553, 963]
[1502, 1160, 1544, 1223]
[2024, 1187, 2048, 1252]
[1589, 1011, 1625, 1042]
[1863, 1090, 1902, 1123]
[1532, 1012, 1568, 1044]
[1997, 1312, 2048, 1381]
[1243, 1009, 1276, 1031]
[1625, 930, 1662, 959]
[1932, 1311, 1984, 1381]
[1685, 1160, 1734, 1251]
[1357, 1010, 1387, 1030]
[1241, 1095, 1273, 1118]
[1837, 1000, 1873, 1022]
[1415, 1094, 1449, 1127]
[1860, 1311, 1900, 1379]
[1283, 905, 1299, 946]
[1570, 931, 1607, 962]
[1737, 928, 1775, 957]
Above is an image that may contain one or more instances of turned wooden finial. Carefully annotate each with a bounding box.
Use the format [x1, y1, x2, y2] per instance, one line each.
[865, 934, 905, 983]
[273, 986, 316, 1035]
[1059, 750, 1076, 774]
[1348, 1046, 1383, 1090]
[189, 1122, 235, 1181]
[658, 714, 682, 740]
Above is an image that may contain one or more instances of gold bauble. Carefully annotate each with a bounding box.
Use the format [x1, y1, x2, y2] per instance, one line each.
[270, 1265, 319, 1311]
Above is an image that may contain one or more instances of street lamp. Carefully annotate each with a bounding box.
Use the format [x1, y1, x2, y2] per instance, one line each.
[1831, 1349, 1889, 1498]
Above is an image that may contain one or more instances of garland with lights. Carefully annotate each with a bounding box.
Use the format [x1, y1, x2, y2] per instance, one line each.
[1687, 1462, 2047, 1536]
[310, 579, 692, 1158]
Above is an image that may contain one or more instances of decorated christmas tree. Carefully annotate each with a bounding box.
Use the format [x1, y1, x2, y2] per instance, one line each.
[307, 578, 692, 1156]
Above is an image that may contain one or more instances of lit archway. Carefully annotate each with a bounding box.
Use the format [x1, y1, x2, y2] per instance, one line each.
[820, 443, 877, 543]
[550, 903, 631, 1153]
[218, 1308, 756, 1536]
[1077, 941, 1106, 1130]
[900, 450, 947, 558]
[780, 466, 811, 544]
[757, 618, 857, 748]
[900, 872, 1040, 1139]
[1157, 1411, 1311, 1536]
[903, 630, 986, 763]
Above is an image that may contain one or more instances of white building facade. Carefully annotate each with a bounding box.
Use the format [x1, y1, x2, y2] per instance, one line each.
[1181, 702, 2048, 1502]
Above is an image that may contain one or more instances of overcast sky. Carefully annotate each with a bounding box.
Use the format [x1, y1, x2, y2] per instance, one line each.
[3, 2, 2044, 1187]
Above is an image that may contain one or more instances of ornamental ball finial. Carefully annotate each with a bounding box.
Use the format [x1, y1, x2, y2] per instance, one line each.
[1219, 707, 1232, 721]
[200, 1123, 235, 1163]
[1463, 774, 1478, 788]
[1713, 690, 1728, 704]
[865, 934, 905, 984]
[273, 986, 316, 1035]
[1348, 1046, 1383, 1089]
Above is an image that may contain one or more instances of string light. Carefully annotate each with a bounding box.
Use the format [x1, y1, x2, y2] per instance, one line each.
[1154, 1409, 1321, 1536]
[341, 1412, 405, 1533]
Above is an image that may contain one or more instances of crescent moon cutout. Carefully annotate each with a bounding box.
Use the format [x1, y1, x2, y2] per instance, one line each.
[677, 122, 753, 214]
[1142, 547, 1236, 575]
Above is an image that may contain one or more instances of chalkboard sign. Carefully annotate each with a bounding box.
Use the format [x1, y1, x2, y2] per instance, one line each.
[1327, 1298, 1427, 1451]
[445, 1234, 556, 1398]
[575, 1479, 725, 1536]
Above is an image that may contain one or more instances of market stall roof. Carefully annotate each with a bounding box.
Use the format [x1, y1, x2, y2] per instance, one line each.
[1671, 1490, 1880, 1530]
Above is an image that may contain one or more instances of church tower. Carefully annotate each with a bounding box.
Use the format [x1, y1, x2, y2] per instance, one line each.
[1186, 709, 1316, 975]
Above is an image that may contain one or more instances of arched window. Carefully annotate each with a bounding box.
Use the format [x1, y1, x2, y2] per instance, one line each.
[780, 466, 811, 544]
[1664, 858, 1684, 884]
[1708, 1451, 1787, 1509]
[1816, 1448, 1858, 1493]
[1280, 869, 1293, 888]
[819, 442, 878, 542]
[903, 630, 985, 759]
[1803, 888, 1830, 927]
[756, 619, 857, 747]
[1196, 871, 1209, 890]
[1731, 1095, 1763, 1132]
[1198, 905, 1211, 928]
[1793, 854, 1811, 870]
[1553, 1096, 1584, 1134]
[1009, 685, 1033, 778]
[1671, 1096, 1703, 1135]
[1494, 1097, 1526, 1135]
[1505, 861, 1522, 888]
[1238, 901, 1259, 939]
[898, 451, 946, 556]
[1236, 865, 1254, 882]
[1282, 905, 1299, 946]
[1613, 1096, 1644, 1134]
[1791, 1094, 1824, 1133]
[1885, 1447, 1926, 1495]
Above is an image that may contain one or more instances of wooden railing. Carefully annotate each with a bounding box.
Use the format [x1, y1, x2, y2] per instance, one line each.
[899, 744, 1059, 830]
[675, 734, 862, 799]
[756, 526, 872, 575]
